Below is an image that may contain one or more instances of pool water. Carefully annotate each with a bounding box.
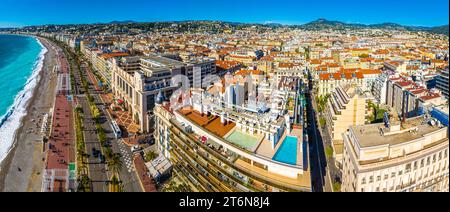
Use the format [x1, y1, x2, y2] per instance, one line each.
[273, 136, 298, 165]
[226, 130, 259, 151]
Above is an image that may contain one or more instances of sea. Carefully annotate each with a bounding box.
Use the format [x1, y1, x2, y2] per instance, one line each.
[0, 34, 47, 165]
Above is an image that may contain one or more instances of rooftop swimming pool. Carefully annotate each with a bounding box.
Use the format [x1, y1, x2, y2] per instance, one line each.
[272, 136, 298, 165]
[226, 130, 259, 151]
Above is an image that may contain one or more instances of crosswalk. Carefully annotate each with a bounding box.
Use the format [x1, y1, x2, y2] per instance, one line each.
[118, 140, 135, 173]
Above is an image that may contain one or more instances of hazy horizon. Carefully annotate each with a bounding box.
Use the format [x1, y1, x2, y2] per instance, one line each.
[1, 18, 449, 29]
[0, 0, 448, 28]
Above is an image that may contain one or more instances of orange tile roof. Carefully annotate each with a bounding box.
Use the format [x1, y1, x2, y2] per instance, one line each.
[355, 72, 364, 79]
[344, 73, 353, 80]
[327, 63, 340, 68]
[360, 69, 382, 75]
[235, 69, 263, 76]
[216, 60, 241, 69]
[260, 56, 274, 61]
[100, 52, 129, 59]
[279, 62, 294, 68]
[229, 55, 255, 59]
[319, 73, 331, 80]
[375, 49, 389, 54]
[420, 93, 441, 101]
[332, 72, 342, 80]
[310, 59, 322, 65]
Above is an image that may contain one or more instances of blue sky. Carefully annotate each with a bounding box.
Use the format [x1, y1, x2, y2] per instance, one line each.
[0, 0, 448, 27]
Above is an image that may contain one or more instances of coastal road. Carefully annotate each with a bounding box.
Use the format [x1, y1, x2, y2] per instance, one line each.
[79, 95, 109, 192]
[66, 50, 109, 192]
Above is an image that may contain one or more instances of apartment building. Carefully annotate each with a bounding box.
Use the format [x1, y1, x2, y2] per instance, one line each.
[153, 102, 312, 192]
[324, 84, 368, 166]
[436, 66, 449, 99]
[372, 73, 389, 104]
[384, 60, 407, 73]
[317, 72, 365, 96]
[111, 55, 216, 133]
[316, 69, 382, 95]
[95, 52, 130, 85]
[386, 77, 445, 118]
[341, 114, 449, 192]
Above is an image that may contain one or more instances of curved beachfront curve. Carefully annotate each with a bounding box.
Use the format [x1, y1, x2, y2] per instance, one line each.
[0, 36, 48, 165]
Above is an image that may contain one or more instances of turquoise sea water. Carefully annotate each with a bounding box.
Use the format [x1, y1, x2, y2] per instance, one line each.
[0, 35, 41, 117]
[0, 34, 46, 164]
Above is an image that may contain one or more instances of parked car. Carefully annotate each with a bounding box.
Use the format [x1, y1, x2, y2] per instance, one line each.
[131, 145, 143, 153]
[99, 155, 106, 163]
[92, 148, 99, 157]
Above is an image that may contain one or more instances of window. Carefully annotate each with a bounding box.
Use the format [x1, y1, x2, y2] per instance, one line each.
[391, 172, 396, 178]
[421, 159, 425, 168]
[384, 174, 389, 180]
[377, 176, 381, 181]
[433, 154, 436, 163]
[406, 164, 411, 173]
[398, 170, 403, 176]
[362, 178, 366, 184]
[414, 161, 418, 170]
[427, 157, 430, 166]
[369, 176, 374, 183]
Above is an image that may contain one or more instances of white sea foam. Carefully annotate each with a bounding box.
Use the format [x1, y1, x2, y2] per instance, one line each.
[0, 37, 48, 166]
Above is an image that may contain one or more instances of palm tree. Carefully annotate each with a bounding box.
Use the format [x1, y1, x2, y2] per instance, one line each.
[78, 174, 91, 192]
[108, 153, 123, 175]
[109, 175, 121, 192]
[107, 153, 123, 192]
[104, 148, 113, 160]
[373, 104, 381, 121]
[316, 94, 330, 114]
[368, 100, 382, 122]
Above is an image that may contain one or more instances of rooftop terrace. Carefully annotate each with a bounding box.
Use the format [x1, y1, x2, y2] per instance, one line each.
[351, 116, 447, 148]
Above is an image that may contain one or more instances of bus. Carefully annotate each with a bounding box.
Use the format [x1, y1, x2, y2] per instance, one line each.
[111, 121, 122, 139]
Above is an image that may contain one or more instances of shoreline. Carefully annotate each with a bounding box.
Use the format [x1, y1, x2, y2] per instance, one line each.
[0, 36, 59, 192]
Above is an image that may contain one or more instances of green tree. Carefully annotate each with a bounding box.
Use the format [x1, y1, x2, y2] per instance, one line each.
[333, 182, 342, 192]
[108, 153, 123, 175]
[145, 151, 159, 162]
[325, 146, 334, 159]
[316, 94, 330, 113]
[104, 147, 114, 160]
[359, 54, 370, 58]
[78, 174, 91, 192]
[109, 175, 122, 192]
[319, 117, 327, 127]
[368, 100, 383, 123]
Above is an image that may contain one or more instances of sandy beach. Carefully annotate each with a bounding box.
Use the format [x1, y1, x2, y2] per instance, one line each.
[0, 37, 59, 192]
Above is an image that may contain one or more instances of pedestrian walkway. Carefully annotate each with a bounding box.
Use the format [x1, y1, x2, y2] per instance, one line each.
[133, 154, 157, 192]
[86, 67, 140, 135]
[118, 140, 135, 173]
[43, 42, 75, 192]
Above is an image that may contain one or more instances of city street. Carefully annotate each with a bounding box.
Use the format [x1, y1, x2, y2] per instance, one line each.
[305, 73, 333, 192]
[81, 62, 142, 192]
[68, 53, 109, 192]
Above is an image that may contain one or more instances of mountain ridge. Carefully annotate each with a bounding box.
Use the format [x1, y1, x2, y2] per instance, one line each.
[294, 18, 449, 35]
